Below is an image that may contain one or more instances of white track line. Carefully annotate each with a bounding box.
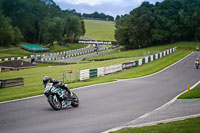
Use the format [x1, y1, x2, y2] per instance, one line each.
[0, 95, 43, 104]
[102, 80, 200, 133]
[0, 52, 193, 104]
[103, 113, 200, 133]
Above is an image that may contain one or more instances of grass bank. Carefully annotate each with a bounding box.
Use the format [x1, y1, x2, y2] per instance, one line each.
[0, 43, 87, 58]
[84, 19, 115, 41]
[178, 85, 200, 99]
[69, 50, 190, 89]
[0, 42, 194, 102]
[86, 41, 198, 61]
[112, 117, 200, 133]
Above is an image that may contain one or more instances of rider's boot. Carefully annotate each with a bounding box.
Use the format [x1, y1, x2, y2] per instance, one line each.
[68, 92, 76, 99]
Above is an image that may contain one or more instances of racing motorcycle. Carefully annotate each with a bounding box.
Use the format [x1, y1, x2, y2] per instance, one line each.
[44, 83, 79, 110]
[195, 60, 199, 69]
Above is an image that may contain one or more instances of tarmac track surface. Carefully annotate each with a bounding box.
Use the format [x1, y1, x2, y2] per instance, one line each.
[0, 52, 200, 133]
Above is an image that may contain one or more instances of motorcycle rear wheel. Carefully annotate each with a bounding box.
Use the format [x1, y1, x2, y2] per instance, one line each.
[48, 95, 62, 110]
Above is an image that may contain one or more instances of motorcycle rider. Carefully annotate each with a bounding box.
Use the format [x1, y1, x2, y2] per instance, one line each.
[43, 76, 76, 99]
[195, 58, 200, 68]
[195, 58, 199, 64]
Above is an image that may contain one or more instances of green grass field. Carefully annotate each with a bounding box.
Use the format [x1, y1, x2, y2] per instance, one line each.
[0, 43, 87, 58]
[0, 19, 200, 102]
[86, 42, 199, 61]
[0, 42, 196, 102]
[0, 48, 32, 58]
[112, 117, 200, 133]
[84, 19, 115, 41]
[178, 85, 200, 99]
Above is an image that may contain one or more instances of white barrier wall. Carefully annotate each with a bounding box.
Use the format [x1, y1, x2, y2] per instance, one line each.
[145, 57, 149, 64]
[97, 67, 105, 77]
[79, 47, 176, 81]
[155, 54, 158, 60]
[163, 51, 166, 57]
[170, 49, 172, 53]
[167, 50, 169, 55]
[138, 59, 143, 66]
[80, 69, 90, 81]
[112, 64, 123, 72]
[151, 55, 154, 61]
[104, 64, 122, 74]
[160, 52, 163, 58]
[173, 48, 176, 52]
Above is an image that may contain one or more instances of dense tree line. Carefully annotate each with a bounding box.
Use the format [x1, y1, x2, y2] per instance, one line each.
[115, 0, 200, 49]
[0, 0, 85, 46]
[82, 12, 114, 21]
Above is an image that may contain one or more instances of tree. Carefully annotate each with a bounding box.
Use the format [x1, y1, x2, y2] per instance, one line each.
[1, 0, 85, 45]
[0, 15, 23, 46]
[42, 17, 65, 46]
[178, 0, 200, 41]
[13, 27, 24, 45]
[152, 0, 182, 43]
[82, 12, 114, 21]
[115, 0, 200, 49]
[115, 2, 155, 49]
[64, 15, 83, 40]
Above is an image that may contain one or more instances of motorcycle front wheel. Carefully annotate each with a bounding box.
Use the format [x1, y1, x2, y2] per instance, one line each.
[71, 92, 79, 107]
[48, 94, 62, 110]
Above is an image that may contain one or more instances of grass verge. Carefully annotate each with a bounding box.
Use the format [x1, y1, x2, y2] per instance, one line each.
[112, 117, 200, 133]
[178, 85, 200, 99]
[0, 43, 87, 58]
[0, 48, 190, 102]
[69, 50, 190, 89]
[86, 41, 198, 61]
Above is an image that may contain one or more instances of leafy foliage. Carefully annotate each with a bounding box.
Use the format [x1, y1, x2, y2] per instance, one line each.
[82, 12, 114, 21]
[0, 15, 23, 46]
[115, 0, 200, 49]
[0, 0, 85, 46]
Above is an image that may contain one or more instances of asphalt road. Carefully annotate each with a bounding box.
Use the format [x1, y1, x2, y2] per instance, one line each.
[41, 45, 105, 61]
[58, 48, 113, 62]
[0, 52, 199, 133]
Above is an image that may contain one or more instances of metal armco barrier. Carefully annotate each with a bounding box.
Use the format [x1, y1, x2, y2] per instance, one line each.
[0, 78, 24, 88]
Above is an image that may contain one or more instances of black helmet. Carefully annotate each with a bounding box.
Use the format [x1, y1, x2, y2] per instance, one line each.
[43, 76, 51, 86]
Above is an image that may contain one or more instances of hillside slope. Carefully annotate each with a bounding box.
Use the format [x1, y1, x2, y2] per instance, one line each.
[84, 19, 115, 41]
